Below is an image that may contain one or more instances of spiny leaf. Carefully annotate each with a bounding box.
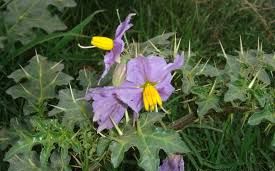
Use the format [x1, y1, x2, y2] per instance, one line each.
[180, 58, 221, 95]
[6, 151, 44, 171]
[257, 69, 270, 85]
[109, 113, 190, 171]
[181, 63, 196, 94]
[0, 127, 18, 150]
[49, 89, 92, 130]
[263, 53, 275, 71]
[222, 53, 240, 80]
[4, 118, 79, 170]
[195, 63, 222, 77]
[181, 74, 195, 95]
[96, 137, 111, 156]
[3, 0, 76, 45]
[248, 104, 275, 125]
[77, 68, 98, 91]
[251, 88, 269, 107]
[50, 149, 71, 171]
[127, 32, 175, 57]
[196, 96, 220, 117]
[191, 86, 221, 117]
[6, 54, 73, 114]
[224, 78, 248, 102]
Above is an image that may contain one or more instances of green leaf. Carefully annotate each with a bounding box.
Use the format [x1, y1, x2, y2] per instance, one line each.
[181, 63, 196, 94]
[196, 64, 222, 77]
[257, 69, 270, 85]
[191, 86, 221, 117]
[0, 36, 6, 49]
[96, 137, 111, 156]
[263, 53, 275, 71]
[224, 78, 248, 102]
[3, 0, 76, 45]
[180, 58, 222, 95]
[4, 118, 79, 170]
[6, 151, 44, 171]
[4, 129, 39, 160]
[109, 113, 190, 171]
[248, 104, 275, 125]
[196, 96, 220, 117]
[272, 133, 275, 147]
[6, 54, 73, 114]
[223, 53, 240, 80]
[77, 68, 98, 90]
[0, 127, 18, 150]
[127, 32, 175, 58]
[49, 88, 92, 129]
[50, 149, 71, 171]
[251, 88, 268, 107]
[181, 74, 195, 94]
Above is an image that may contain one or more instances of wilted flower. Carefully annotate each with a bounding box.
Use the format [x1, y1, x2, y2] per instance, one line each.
[79, 13, 135, 82]
[159, 155, 184, 171]
[85, 87, 127, 132]
[116, 54, 184, 113]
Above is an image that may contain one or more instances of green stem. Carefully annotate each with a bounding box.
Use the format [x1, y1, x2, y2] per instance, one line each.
[136, 120, 142, 135]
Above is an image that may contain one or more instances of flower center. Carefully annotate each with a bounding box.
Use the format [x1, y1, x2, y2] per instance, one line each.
[142, 82, 162, 111]
[91, 36, 114, 50]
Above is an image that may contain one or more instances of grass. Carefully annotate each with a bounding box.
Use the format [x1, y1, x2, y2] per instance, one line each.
[183, 116, 275, 171]
[0, 0, 274, 170]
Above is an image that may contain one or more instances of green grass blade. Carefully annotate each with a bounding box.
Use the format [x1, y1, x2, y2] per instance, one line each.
[51, 10, 104, 53]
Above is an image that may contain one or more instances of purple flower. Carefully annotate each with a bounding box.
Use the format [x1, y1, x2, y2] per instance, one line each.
[99, 13, 135, 82]
[116, 54, 184, 113]
[159, 155, 184, 171]
[85, 87, 127, 132]
[85, 54, 183, 132]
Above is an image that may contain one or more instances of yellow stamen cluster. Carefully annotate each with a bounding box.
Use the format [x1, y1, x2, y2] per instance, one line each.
[142, 82, 162, 111]
[91, 36, 114, 50]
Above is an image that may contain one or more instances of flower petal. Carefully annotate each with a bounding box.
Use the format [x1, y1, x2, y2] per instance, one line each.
[116, 86, 143, 113]
[115, 13, 135, 39]
[125, 56, 148, 86]
[126, 55, 174, 85]
[99, 41, 124, 83]
[96, 102, 125, 132]
[85, 87, 126, 132]
[146, 55, 168, 83]
[157, 81, 175, 101]
[160, 155, 184, 171]
[164, 53, 184, 72]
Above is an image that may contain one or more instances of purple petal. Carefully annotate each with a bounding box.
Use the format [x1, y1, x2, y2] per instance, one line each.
[157, 82, 175, 101]
[115, 13, 135, 39]
[160, 155, 184, 171]
[126, 55, 177, 86]
[116, 86, 143, 113]
[96, 102, 125, 132]
[125, 56, 147, 86]
[99, 41, 124, 83]
[98, 13, 135, 83]
[164, 53, 184, 72]
[155, 71, 174, 101]
[85, 87, 126, 132]
[145, 55, 168, 83]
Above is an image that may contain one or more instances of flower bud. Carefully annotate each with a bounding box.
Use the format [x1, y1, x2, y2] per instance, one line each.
[112, 63, 126, 86]
[91, 36, 114, 50]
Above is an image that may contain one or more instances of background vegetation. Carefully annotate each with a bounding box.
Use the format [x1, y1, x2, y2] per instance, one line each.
[0, 0, 274, 170]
